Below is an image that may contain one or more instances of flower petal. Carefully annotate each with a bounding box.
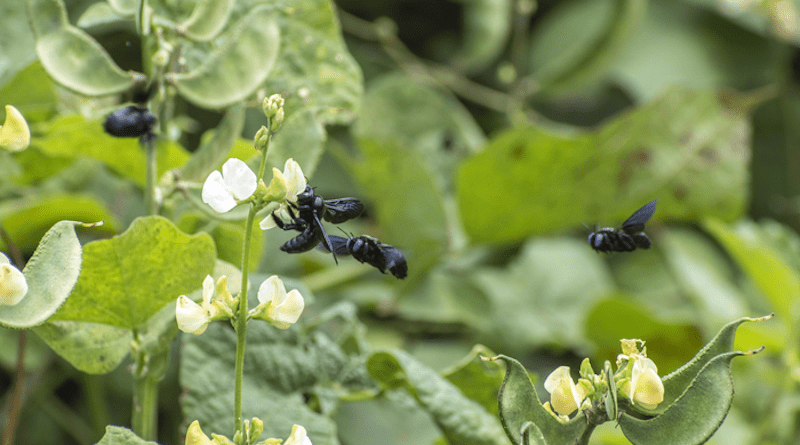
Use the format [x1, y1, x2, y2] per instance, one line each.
[259, 214, 278, 230]
[283, 159, 306, 201]
[221, 158, 257, 200]
[185, 420, 214, 445]
[257, 275, 285, 305]
[202, 275, 215, 307]
[284, 425, 312, 445]
[271, 289, 304, 329]
[0, 105, 31, 152]
[202, 170, 237, 213]
[0, 263, 27, 306]
[176, 295, 211, 335]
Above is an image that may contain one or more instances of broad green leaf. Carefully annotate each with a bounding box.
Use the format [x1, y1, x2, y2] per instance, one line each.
[347, 139, 448, 275]
[0, 221, 82, 328]
[367, 349, 508, 445]
[474, 238, 612, 353]
[449, 0, 513, 72]
[266, 107, 326, 179]
[0, 0, 36, 88]
[51, 216, 216, 329]
[441, 345, 506, 416]
[584, 297, 703, 377]
[181, 320, 352, 444]
[458, 87, 749, 244]
[177, 0, 234, 42]
[33, 320, 131, 374]
[94, 426, 159, 445]
[530, 0, 646, 93]
[0, 194, 116, 253]
[619, 349, 761, 445]
[355, 74, 485, 192]
[177, 213, 263, 272]
[660, 228, 747, 328]
[495, 355, 589, 445]
[34, 114, 191, 187]
[107, 0, 139, 16]
[27, 0, 141, 96]
[703, 218, 800, 321]
[169, 6, 280, 109]
[174, 104, 246, 182]
[0, 62, 57, 123]
[608, 1, 774, 101]
[263, 0, 364, 125]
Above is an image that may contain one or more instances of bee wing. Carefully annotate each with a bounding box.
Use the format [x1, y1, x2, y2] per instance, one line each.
[380, 244, 407, 279]
[317, 235, 352, 256]
[621, 200, 658, 233]
[322, 198, 364, 223]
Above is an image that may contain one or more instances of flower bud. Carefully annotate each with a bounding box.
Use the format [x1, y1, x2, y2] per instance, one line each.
[0, 105, 30, 152]
[0, 253, 27, 306]
[270, 107, 284, 132]
[254, 125, 269, 151]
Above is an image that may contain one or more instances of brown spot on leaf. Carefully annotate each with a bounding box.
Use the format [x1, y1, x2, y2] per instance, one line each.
[673, 187, 687, 202]
[509, 143, 526, 160]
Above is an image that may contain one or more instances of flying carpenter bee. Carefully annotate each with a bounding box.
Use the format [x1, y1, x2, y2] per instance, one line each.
[588, 200, 657, 253]
[319, 235, 408, 279]
[270, 186, 365, 263]
[103, 106, 156, 140]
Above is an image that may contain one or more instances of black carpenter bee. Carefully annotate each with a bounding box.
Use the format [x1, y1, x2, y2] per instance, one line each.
[103, 105, 156, 140]
[270, 185, 365, 263]
[319, 235, 407, 279]
[588, 200, 657, 253]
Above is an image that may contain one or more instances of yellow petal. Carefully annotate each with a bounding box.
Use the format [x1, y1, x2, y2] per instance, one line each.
[0, 105, 31, 152]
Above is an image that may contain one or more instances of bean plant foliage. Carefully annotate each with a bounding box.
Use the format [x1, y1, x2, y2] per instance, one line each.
[0, 0, 797, 444]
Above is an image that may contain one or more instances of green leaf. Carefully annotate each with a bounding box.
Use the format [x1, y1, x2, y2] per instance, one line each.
[449, 0, 513, 72]
[703, 218, 800, 321]
[33, 320, 131, 374]
[474, 238, 613, 353]
[169, 6, 280, 109]
[0, 194, 117, 253]
[0, 0, 36, 88]
[441, 345, 506, 416]
[619, 349, 761, 445]
[0, 62, 57, 123]
[176, 0, 234, 42]
[367, 349, 508, 445]
[27, 0, 141, 96]
[458, 87, 750, 244]
[34, 114, 191, 187]
[174, 104, 246, 182]
[177, 213, 263, 272]
[495, 355, 589, 445]
[0, 221, 82, 328]
[51, 216, 216, 329]
[94, 426, 159, 445]
[264, 0, 363, 125]
[181, 321, 351, 444]
[529, 0, 646, 93]
[266, 107, 326, 179]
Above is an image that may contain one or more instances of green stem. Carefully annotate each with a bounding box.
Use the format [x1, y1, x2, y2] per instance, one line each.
[233, 137, 272, 436]
[3, 331, 26, 445]
[144, 136, 158, 215]
[132, 374, 159, 440]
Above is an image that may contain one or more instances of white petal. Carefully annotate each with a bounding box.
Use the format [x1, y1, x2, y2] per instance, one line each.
[221, 158, 257, 200]
[202, 170, 236, 213]
[176, 295, 210, 335]
[0, 264, 27, 306]
[544, 366, 571, 394]
[285, 425, 312, 445]
[257, 275, 285, 305]
[271, 289, 304, 329]
[259, 214, 278, 230]
[283, 159, 306, 201]
[0, 252, 10, 265]
[202, 275, 215, 307]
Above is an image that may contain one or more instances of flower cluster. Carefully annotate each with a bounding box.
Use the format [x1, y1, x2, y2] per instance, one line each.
[175, 274, 304, 335]
[185, 419, 312, 445]
[543, 339, 664, 421]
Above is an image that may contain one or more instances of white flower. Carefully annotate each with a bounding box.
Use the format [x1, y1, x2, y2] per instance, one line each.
[0, 105, 30, 152]
[543, 366, 587, 416]
[176, 275, 224, 335]
[628, 357, 664, 409]
[201, 158, 257, 213]
[259, 159, 306, 230]
[249, 276, 304, 329]
[0, 253, 27, 306]
[284, 425, 313, 445]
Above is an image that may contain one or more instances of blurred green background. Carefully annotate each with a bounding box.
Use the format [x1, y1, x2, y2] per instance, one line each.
[2, 0, 800, 444]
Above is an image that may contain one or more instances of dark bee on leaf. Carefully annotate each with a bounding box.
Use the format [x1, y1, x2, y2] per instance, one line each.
[103, 106, 156, 139]
[319, 235, 408, 279]
[588, 200, 657, 253]
[270, 185, 364, 264]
